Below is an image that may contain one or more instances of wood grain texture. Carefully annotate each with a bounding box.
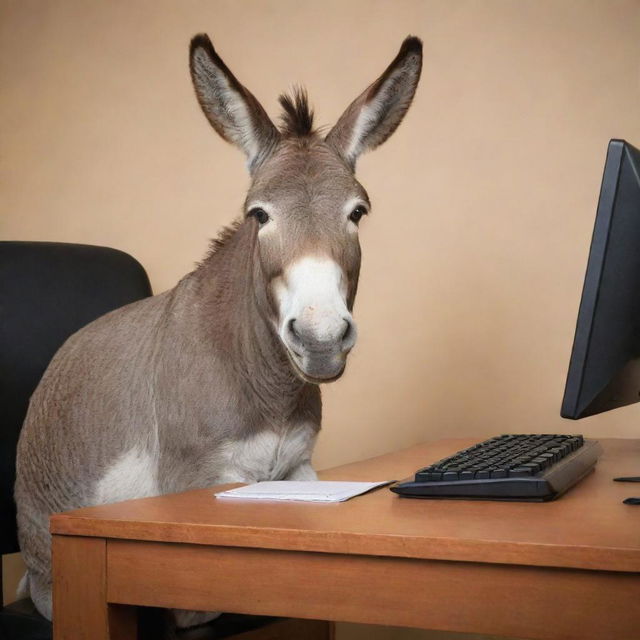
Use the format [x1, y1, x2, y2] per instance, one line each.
[51, 439, 640, 572]
[106, 540, 640, 640]
[52, 535, 136, 640]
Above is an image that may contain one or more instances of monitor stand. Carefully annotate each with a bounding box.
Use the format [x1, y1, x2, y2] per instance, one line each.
[613, 476, 640, 505]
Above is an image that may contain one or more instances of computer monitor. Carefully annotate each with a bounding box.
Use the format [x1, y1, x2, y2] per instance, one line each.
[561, 139, 640, 420]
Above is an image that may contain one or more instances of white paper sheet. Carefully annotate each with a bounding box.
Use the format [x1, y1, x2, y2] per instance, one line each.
[214, 480, 393, 503]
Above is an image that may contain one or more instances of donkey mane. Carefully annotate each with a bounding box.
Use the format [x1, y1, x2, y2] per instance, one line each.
[200, 220, 243, 264]
[278, 87, 315, 137]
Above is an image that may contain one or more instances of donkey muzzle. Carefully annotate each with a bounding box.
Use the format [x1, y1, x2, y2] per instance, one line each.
[283, 312, 357, 381]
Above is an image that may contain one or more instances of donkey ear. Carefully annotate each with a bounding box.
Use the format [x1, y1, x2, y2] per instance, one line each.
[325, 36, 422, 167]
[189, 34, 280, 171]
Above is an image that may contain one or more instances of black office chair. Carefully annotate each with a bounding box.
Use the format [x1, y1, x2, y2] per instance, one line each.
[0, 241, 331, 640]
[0, 241, 153, 639]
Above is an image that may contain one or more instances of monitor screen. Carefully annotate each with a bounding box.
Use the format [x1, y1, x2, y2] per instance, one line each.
[561, 139, 640, 419]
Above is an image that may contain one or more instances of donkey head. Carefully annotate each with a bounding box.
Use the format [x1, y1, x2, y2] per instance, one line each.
[190, 35, 422, 383]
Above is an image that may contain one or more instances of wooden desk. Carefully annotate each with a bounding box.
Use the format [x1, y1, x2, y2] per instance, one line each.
[50, 438, 640, 640]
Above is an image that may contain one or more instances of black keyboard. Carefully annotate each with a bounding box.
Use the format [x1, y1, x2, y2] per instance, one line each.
[391, 434, 602, 501]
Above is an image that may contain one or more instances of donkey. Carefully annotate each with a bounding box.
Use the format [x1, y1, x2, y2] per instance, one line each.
[15, 33, 422, 628]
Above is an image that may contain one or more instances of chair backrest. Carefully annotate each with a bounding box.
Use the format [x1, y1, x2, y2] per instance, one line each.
[0, 242, 152, 555]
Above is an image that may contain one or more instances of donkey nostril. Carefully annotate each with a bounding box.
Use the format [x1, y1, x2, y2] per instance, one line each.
[287, 318, 300, 340]
[285, 318, 304, 355]
[341, 320, 353, 344]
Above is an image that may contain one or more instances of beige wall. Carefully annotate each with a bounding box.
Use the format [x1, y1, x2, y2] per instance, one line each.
[2, 1, 639, 637]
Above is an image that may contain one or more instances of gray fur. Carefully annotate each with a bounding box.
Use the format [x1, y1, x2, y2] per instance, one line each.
[15, 33, 422, 627]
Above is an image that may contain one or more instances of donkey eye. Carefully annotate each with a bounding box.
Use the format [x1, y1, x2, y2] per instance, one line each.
[349, 206, 367, 224]
[249, 208, 270, 225]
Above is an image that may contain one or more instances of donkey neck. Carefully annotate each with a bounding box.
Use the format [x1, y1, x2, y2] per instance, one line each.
[191, 220, 314, 428]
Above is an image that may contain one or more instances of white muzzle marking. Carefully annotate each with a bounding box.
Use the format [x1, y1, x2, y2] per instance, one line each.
[274, 256, 356, 379]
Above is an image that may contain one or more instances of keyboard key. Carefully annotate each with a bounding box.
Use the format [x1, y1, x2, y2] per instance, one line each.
[509, 467, 534, 477]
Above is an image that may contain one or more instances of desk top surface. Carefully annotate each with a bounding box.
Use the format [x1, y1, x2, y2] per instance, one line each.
[50, 438, 640, 572]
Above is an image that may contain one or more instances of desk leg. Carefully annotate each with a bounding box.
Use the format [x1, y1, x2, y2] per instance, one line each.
[52, 535, 136, 640]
